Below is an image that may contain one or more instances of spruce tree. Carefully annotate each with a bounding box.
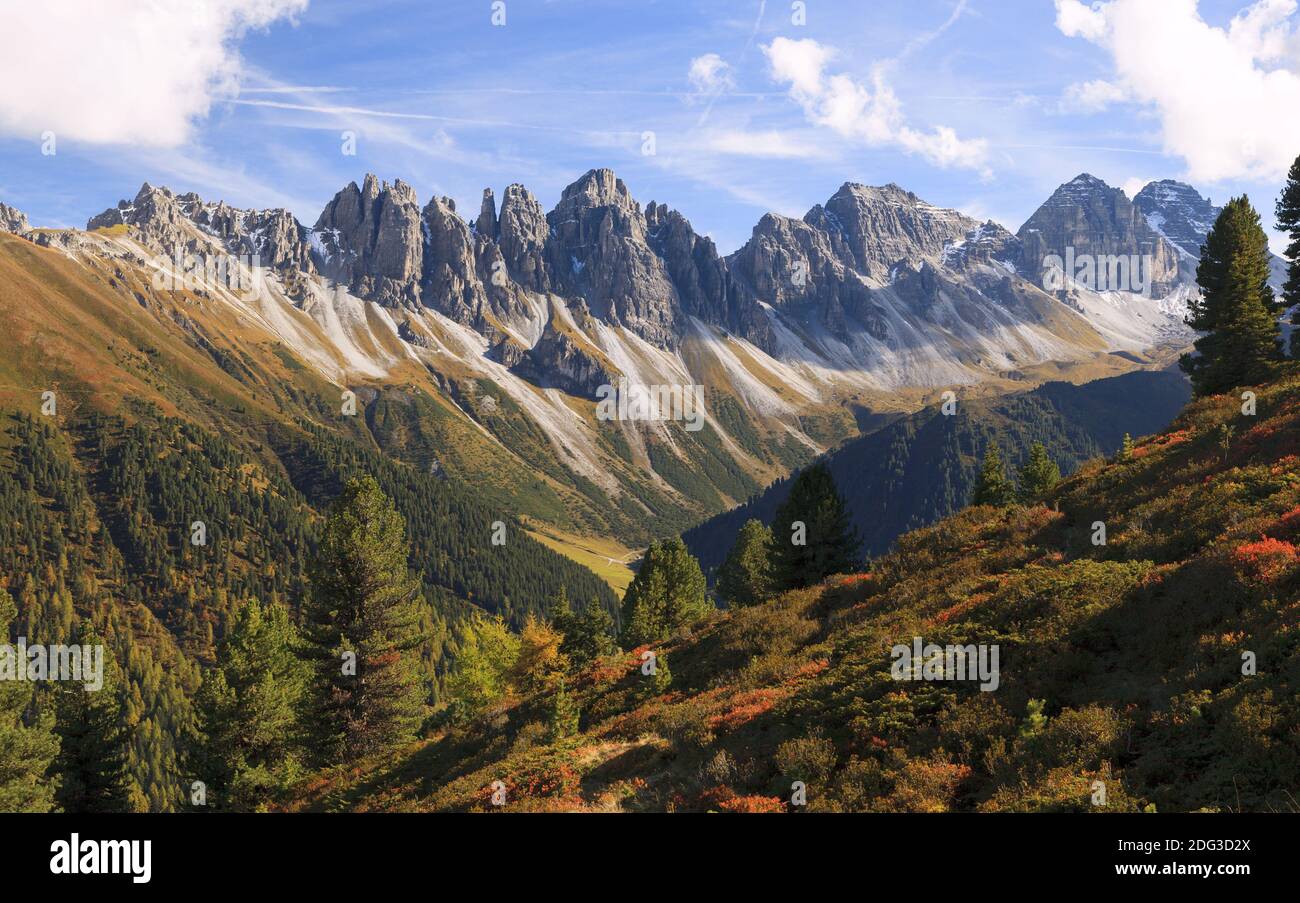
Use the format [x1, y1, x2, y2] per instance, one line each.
[770, 462, 861, 590]
[1276, 152, 1300, 357]
[1120, 433, 1135, 460]
[619, 538, 711, 647]
[716, 519, 775, 608]
[1017, 441, 1062, 503]
[52, 621, 134, 813]
[196, 599, 310, 810]
[0, 590, 59, 812]
[971, 444, 1016, 507]
[303, 476, 426, 763]
[552, 595, 616, 667]
[1181, 195, 1281, 395]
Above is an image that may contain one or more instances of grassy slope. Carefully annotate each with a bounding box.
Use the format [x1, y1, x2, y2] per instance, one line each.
[288, 367, 1300, 813]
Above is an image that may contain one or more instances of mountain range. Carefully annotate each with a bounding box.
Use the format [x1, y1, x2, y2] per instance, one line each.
[1, 168, 1234, 562]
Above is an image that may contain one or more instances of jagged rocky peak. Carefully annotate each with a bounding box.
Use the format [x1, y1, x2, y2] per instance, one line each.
[0, 201, 30, 234]
[496, 183, 549, 292]
[86, 182, 312, 270]
[313, 174, 423, 307]
[645, 201, 730, 323]
[1132, 180, 1221, 259]
[1016, 172, 1183, 295]
[805, 182, 979, 279]
[476, 188, 497, 239]
[546, 168, 679, 346]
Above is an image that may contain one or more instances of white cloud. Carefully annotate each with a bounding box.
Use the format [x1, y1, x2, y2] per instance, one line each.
[1121, 176, 1150, 199]
[1060, 79, 1129, 113]
[762, 37, 990, 174]
[687, 54, 736, 97]
[0, 0, 308, 147]
[691, 129, 828, 159]
[1054, 0, 1300, 182]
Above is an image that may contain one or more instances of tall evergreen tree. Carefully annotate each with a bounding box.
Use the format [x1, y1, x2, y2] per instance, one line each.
[0, 590, 59, 812]
[552, 593, 617, 667]
[619, 538, 711, 647]
[1181, 196, 1282, 395]
[1017, 441, 1062, 504]
[716, 519, 775, 608]
[771, 462, 861, 590]
[196, 599, 310, 810]
[1276, 152, 1300, 357]
[303, 476, 426, 764]
[52, 621, 134, 813]
[971, 444, 1016, 507]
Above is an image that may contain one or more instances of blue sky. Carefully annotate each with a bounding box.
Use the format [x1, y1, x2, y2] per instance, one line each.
[2, 0, 1298, 253]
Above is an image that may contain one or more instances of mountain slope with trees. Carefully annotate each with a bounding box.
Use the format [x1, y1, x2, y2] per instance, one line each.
[683, 369, 1192, 572]
[283, 362, 1300, 813]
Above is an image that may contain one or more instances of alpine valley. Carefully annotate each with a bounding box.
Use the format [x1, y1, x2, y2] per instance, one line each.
[0, 167, 1257, 809]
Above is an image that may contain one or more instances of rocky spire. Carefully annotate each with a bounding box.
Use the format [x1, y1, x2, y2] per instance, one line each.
[476, 188, 497, 239]
[0, 202, 30, 234]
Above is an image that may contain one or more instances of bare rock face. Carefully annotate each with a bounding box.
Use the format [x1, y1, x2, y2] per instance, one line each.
[514, 313, 619, 398]
[476, 188, 497, 239]
[0, 202, 30, 234]
[1132, 180, 1220, 259]
[496, 184, 550, 293]
[420, 195, 490, 326]
[811, 182, 978, 280]
[645, 201, 730, 325]
[1016, 174, 1183, 296]
[312, 174, 423, 307]
[87, 183, 313, 275]
[546, 169, 679, 346]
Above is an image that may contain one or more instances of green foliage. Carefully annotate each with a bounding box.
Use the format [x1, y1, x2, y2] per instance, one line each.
[52, 621, 135, 813]
[1182, 196, 1282, 395]
[303, 476, 426, 763]
[1119, 433, 1135, 460]
[1277, 152, 1300, 357]
[972, 444, 1017, 507]
[444, 615, 519, 723]
[0, 590, 59, 813]
[196, 599, 309, 810]
[1017, 442, 1061, 504]
[551, 593, 617, 667]
[771, 462, 861, 589]
[619, 538, 711, 647]
[716, 519, 775, 608]
[547, 679, 580, 743]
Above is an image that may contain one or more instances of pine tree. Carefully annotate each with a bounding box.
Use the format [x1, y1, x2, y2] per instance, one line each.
[507, 615, 568, 694]
[0, 590, 59, 812]
[971, 444, 1016, 507]
[303, 476, 426, 763]
[1181, 196, 1282, 395]
[1276, 152, 1300, 357]
[1017, 441, 1062, 504]
[1120, 433, 1135, 460]
[196, 599, 310, 810]
[619, 538, 711, 647]
[552, 595, 616, 667]
[547, 678, 580, 742]
[770, 462, 861, 590]
[716, 519, 775, 608]
[52, 621, 134, 813]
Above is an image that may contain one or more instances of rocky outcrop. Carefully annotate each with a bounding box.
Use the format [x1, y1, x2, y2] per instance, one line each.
[312, 174, 423, 307]
[496, 184, 550, 293]
[476, 189, 497, 239]
[645, 201, 730, 325]
[545, 169, 679, 346]
[0, 202, 30, 234]
[1132, 180, 1220, 260]
[1016, 173, 1183, 296]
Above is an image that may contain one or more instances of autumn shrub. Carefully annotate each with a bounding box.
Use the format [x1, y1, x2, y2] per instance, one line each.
[774, 732, 838, 785]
